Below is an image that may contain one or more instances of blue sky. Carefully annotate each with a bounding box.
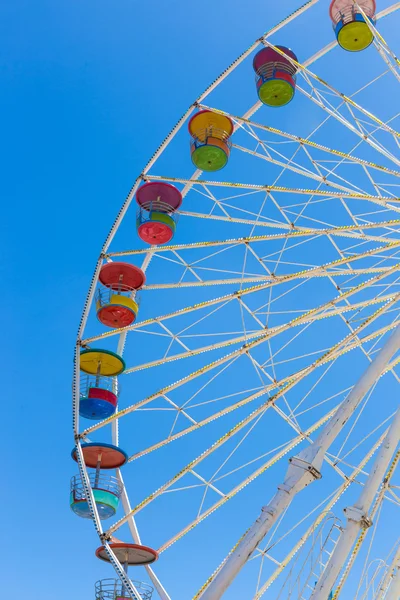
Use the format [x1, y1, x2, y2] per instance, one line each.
[3, 1, 400, 599]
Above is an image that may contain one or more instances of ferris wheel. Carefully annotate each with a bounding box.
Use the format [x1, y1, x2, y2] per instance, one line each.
[71, 1, 400, 599]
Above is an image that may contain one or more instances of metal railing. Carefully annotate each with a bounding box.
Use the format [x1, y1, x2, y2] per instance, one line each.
[70, 473, 123, 501]
[95, 578, 153, 600]
[96, 286, 140, 308]
[136, 199, 179, 215]
[255, 59, 297, 82]
[331, 4, 376, 26]
[80, 374, 120, 397]
[190, 126, 232, 146]
[98, 277, 140, 293]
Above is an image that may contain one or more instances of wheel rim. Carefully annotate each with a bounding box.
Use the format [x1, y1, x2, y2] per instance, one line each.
[73, 4, 400, 599]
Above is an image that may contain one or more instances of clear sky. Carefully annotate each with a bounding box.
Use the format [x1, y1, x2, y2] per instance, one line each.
[2, 1, 400, 599]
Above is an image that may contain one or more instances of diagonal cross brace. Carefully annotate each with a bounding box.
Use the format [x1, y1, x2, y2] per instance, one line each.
[198, 324, 400, 599]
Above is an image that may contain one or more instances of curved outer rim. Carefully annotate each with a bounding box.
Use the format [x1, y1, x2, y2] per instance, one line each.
[72, 3, 399, 599]
[99, 261, 146, 290]
[79, 348, 126, 376]
[95, 542, 159, 565]
[188, 109, 234, 137]
[71, 442, 128, 468]
[136, 181, 183, 211]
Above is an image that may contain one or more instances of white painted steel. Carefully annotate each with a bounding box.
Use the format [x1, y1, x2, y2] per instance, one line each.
[384, 553, 400, 600]
[199, 325, 400, 599]
[311, 407, 400, 599]
[376, 543, 400, 599]
[385, 570, 400, 600]
[253, 430, 389, 598]
[72, 2, 400, 598]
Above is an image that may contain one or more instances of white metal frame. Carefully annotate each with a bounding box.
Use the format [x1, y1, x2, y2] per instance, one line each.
[72, 1, 400, 599]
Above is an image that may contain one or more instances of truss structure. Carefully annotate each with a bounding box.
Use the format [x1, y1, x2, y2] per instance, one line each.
[73, 1, 400, 598]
